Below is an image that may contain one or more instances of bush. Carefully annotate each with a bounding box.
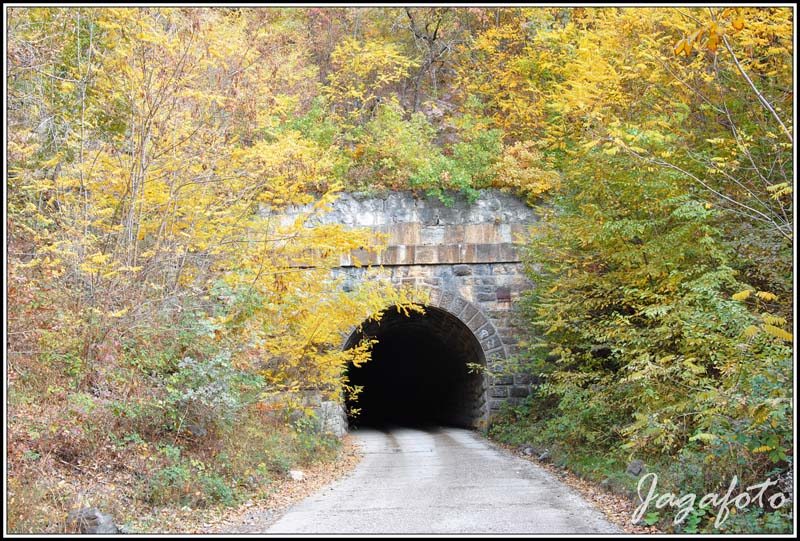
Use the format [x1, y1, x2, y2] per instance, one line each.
[503, 149, 794, 533]
[164, 352, 266, 436]
[145, 444, 238, 507]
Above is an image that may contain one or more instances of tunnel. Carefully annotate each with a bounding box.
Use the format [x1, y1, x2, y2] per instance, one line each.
[344, 304, 487, 429]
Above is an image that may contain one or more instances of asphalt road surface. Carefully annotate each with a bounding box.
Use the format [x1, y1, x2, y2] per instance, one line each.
[266, 426, 621, 534]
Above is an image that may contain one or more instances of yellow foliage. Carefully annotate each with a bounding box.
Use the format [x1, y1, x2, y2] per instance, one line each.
[742, 325, 759, 338]
[323, 37, 417, 126]
[755, 291, 777, 301]
[731, 290, 752, 301]
[492, 141, 562, 203]
[763, 324, 793, 343]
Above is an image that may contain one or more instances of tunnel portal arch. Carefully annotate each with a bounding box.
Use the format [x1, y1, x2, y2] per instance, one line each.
[342, 289, 505, 429]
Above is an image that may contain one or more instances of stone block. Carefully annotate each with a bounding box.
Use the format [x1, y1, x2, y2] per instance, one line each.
[387, 223, 420, 245]
[465, 223, 497, 244]
[491, 375, 513, 386]
[439, 290, 455, 311]
[477, 291, 496, 302]
[476, 243, 500, 262]
[426, 287, 442, 307]
[481, 335, 502, 352]
[445, 225, 466, 244]
[499, 243, 519, 262]
[449, 296, 468, 317]
[403, 245, 416, 264]
[351, 248, 378, 266]
[437, 244, 461, 264]
[489, 386, 509, 398]
[510, 385, 530, 398]
[461, 244, 477, 263]
[485, 346, 506, 362]
[460, 303, 478, 325]
[315, 400, 348, 438]
[407, 265, 432, 278]
[475, 322, 496, 341]
[489, 399, 505, 411]
[467, 311, 488, 331]
[414, 245, 438, 264]
[453, 264, 472, 276]
[420, 226, 445, 246]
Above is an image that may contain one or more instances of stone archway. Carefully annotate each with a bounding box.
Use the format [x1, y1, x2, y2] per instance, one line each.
[342, 288, 505, 429]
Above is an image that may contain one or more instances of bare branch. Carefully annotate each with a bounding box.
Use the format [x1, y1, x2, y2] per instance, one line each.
[621, 144, 793, 242]
[722, 34, 793, 144]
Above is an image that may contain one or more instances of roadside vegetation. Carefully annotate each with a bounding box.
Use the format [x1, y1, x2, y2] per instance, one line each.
[6, 7, 793, 534]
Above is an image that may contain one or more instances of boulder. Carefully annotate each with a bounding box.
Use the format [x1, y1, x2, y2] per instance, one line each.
[626, 459, 646, 477]
[66, 507, 119, 534]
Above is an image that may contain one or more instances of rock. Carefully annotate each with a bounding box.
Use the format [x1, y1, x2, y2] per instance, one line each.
[289, 470, 304, 481]
[521, 446, 534, 456]
[66, 507, 119, 534]
[538, 450, 550, 462]
[316, 400, 348, 439]
[453, 265, 472, 276]
[626, 459, 645, 477]
[187, 422, 208, 438]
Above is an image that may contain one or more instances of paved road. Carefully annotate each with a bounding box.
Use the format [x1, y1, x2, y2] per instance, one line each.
[266, 426, 621, 534]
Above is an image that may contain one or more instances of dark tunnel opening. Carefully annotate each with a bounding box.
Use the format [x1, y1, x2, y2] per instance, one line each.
[344, 305, 487, 429]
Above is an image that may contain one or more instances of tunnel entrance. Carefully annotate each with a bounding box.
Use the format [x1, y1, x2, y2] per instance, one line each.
[344, 304, 487, 429]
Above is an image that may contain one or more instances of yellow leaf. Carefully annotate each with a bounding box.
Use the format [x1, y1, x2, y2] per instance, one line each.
[731, 290, 751, 301]
[732, 17, 744, 31]
[582, 139, 601, 150]
[89, 253, 111, 265]
[755, 291, 777, 301]
[707, 33, 719, 52]
[762, 314, 786, 326]
[690, 433, 718, 442]
[763, 324, 793, 343]
[743, 325, 759, 338]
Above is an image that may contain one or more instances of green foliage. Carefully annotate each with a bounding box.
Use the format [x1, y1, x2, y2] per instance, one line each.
[408, 114, 503, 205]
[347, 100, 438, 191]
[6, 7, 793, 534]
[145, 444, 237, 507]
[288, 96, 341, 148]
[165, 352, 266, 435]
[506, 135, 792, 534]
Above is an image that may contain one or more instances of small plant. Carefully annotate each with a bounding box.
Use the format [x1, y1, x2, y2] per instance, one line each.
[644, 512, 661, 526]
[165, 352, 266, 436]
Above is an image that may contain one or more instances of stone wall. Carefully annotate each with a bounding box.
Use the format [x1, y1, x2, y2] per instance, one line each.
[266, 189, 538, 419]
